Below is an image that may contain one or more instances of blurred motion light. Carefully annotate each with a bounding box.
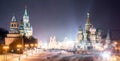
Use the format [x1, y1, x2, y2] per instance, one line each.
[101, 51, 111, 58]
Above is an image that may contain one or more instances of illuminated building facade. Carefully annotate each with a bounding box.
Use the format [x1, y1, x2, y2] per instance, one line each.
[48, 36, 57, 49]
[5, 7, 35, 53]
[77, 12, 110, 50]
[5, 16, 21, 45]
[20, 7, 33, 37]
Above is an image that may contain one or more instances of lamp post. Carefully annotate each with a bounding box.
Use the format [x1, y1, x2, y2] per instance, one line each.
[30, 44, 34, 54]
[35, 44, 38, 48]
[30, 44, 34, 48]
[25, 44, 29, 56]
[25, 44, 29, 48]
[17, 44, 22, 53]
[17, 44, 22, 61]
[3, 45, 9, 61]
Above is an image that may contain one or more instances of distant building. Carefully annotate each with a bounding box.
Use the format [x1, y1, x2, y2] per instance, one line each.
[77, 12, 111, 50]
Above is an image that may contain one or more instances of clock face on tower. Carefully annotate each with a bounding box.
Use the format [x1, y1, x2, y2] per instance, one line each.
[23, 17, 29, 23]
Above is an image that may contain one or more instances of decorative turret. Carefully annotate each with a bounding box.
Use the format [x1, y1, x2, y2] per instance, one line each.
[89, 26, 96, 35]
[97, 29, 102, 36]
[89, 26, 96, 43]
[78, 26, 83, 33]
[77, 26, 83, 43]
[9, 15, 19, 33]
[11, 16, 17, 22]
[106, 30, 111, 44]
[96, 29, 102, 42]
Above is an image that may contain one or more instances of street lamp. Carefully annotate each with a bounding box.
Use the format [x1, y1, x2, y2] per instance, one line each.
[25, 44, 29, 48]
[17, 44, 22, 48]
[25, 44, 29, 51]
[35, 44, 38, 48]
[30, 44, 34, 48]
[25, 44, 29, 56]
[30, 44, 35, 54]
[17, 44, 22, 54]
[17, 44, 22, 61]
[17, 44, 22, 53]
[3, 45, 9, 61]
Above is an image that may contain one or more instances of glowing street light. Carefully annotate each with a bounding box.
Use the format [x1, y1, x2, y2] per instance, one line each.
[24, 44, 29, 56]
[35, 44, 38, 47]
[30, 44, 34, 47]
[114, 42, 117, 45]
[100, 51, 111, 61]
[17, 44, 22, 48]
[3, 45, 9, 61]
[25, 44, 29, 48]
[16, 44, 22, 61]
[17, 44, 22, 54]
[3, 45, 9, 50]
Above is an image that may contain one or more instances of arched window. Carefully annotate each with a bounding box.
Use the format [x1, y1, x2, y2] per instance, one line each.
[11, 24, 13, 27]
[14, 24, 16, 27]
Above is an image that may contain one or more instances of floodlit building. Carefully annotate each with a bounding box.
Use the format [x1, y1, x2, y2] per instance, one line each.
[48, 36, 57, 49]
[5, 16, 22, 46]
[20, 7, 33, 37]
[5, 7, 37, 54]
[77, 12, 111, 51]
[45, 12, 112, 51]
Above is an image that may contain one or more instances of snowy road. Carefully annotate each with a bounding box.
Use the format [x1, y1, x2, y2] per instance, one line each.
[23, 52, 96, 61]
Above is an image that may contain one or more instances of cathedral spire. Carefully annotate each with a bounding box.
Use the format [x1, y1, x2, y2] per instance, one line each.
[11, 15, 16, 21]
[106, 30, 111, 44]
[85, 12, 92, 31]
[106, 30, 110, 40]
[86, 12, 90, 24]
[87, 12, 90, 18]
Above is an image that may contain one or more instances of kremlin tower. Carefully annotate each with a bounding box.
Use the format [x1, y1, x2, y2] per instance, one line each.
[21, 7, 33, 37]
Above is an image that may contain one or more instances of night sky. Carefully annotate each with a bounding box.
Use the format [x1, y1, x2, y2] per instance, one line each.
[0, 0, 120, 41]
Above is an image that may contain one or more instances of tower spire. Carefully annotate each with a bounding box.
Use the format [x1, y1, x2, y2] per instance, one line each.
[87, 12, 90, 18]
[106, 30, 111, 44]
[24, 5, 28, 16]
[86, 12, 90, 24]
[11, 15, 16, 21]
[22, 5, 32, 37]
[85, 12, 92, 31]
[106, 30, 110, 40]
[23, 5, 29, 23]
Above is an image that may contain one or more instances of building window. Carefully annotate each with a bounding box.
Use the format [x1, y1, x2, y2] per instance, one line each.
[14, 24, 16, 27]
[11, 24, 13, 27]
